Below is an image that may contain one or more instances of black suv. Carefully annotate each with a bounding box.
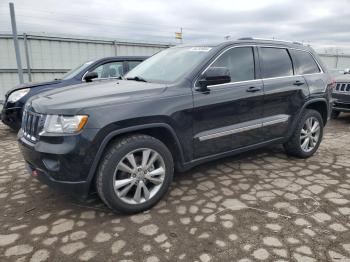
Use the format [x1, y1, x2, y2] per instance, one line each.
[18, 39, 332, 214]
[331, 69, 350, 118]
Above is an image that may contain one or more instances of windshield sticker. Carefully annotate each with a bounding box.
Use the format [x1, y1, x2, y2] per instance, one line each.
[189, 47, 212, 52]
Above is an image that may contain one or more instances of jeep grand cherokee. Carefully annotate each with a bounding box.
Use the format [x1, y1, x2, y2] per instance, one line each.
[18, 38, 332, 214]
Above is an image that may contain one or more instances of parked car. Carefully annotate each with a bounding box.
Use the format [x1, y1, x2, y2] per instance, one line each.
[331, 68, 350, 118]
[1, 56, 147, 130]
[18, 39, 332, 214]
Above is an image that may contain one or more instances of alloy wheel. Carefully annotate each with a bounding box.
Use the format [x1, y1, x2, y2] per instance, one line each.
[113, 148, 166, 204]
[300, 117, 321, 153]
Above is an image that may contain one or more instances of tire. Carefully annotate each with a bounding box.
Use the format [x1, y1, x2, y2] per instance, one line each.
[96, 134, 174, 214]
[331, 110, 340, 119]
[284, 109, 323, 158]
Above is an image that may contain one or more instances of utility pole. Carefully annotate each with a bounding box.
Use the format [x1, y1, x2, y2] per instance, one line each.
[9, 2, 24, 84]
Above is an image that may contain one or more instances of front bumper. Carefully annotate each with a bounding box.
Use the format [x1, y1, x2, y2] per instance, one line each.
[17, 129, 99, 198]
[1, 106, 22, 130]
[331, 93, 350, 112]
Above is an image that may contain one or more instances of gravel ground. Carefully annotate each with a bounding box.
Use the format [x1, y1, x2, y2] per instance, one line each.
[0, 116, 350, 262]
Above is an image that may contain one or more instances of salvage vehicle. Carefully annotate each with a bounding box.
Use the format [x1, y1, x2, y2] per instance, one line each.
[18, 38, 332, 214]
[1, 56, 147, 130]
[331, 68, 350, 118]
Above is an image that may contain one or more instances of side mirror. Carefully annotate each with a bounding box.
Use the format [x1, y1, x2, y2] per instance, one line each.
[344, 68, 350, 74]
[197, 67, 231, 91]
[83, 72, 98, 82]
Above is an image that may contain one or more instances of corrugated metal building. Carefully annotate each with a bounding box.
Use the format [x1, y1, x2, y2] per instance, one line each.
[1, 33, 350, 102]
[0, 33, 173, 101]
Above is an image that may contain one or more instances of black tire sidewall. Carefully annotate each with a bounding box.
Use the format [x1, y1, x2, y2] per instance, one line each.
[98, 136, 174, 214]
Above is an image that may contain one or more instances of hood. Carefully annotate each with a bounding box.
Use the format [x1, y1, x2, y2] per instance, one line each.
[5, 80, 62, 97]
[334, 74, 350, 83]
[30, 80, 166, 115]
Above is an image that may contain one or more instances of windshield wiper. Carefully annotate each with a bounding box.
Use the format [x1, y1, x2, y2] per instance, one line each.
[125, 76, 147, 82]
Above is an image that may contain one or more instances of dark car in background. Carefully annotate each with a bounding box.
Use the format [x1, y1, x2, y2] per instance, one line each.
[18, 39, 332, 214]
[1, 56, 147, 130]
[331, 68, 350, 118]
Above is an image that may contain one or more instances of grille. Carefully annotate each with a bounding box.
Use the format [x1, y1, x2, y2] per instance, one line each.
[335, 83, 350, 93]
[21, 109, 46, 143]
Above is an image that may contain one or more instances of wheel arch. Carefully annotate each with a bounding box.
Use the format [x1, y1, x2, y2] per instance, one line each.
[86, 123, 185, 189]
[303, 99, 329, 126]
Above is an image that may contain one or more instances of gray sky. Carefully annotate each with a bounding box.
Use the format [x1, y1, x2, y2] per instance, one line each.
[1, 0, 350, 54]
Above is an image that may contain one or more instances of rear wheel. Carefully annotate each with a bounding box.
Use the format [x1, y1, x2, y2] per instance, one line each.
[96, 134, 174, 214]
[331, 110, 340, 119]
[284, 109, 323, 158]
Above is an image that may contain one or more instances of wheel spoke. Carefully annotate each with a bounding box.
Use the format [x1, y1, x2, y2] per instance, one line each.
[142, 182, 150, 200]
[133, 181, 142, 203]
[126, 153, 137, 170]
[146, 167, 165, 185]
[114, 178, 135, 190]
[141, 149, 151, 168]
[118, 179, 137, 197]
[117, 162, 134, 174]
[146, 152, 159, 169]
[311, 121, 320, 133]
[301, 137, 310, 150]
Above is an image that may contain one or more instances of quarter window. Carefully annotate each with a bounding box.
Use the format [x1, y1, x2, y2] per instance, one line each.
[290, 49, 320, 75]
[260, 48, 293, 78]
[210, 47, 255, 82]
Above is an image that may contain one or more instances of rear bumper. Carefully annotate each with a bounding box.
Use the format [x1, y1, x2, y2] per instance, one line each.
[1, 106, 22, 130]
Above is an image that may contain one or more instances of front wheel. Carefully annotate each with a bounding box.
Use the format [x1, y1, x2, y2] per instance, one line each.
[96, 134, 174, 214]
[284, 109, 323, 158]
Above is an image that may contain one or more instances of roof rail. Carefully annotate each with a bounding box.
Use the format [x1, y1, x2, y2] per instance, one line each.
[237, 37, 303, 45]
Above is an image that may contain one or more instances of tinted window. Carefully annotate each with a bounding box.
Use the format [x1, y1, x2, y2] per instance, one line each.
[128, 61, 142, 71]
[290, 50, 320, 75]
[260, 48, 293, 78]
[92, 62, 124, 79]
[210, 47, 255, 82]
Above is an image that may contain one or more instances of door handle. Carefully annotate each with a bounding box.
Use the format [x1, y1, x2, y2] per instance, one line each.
[246, 86, 262, 92]
[293, 80, 305, 86]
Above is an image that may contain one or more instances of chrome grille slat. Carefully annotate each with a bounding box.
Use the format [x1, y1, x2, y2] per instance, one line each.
[21, 109, 46, 143]
[334, 82, 350, 93]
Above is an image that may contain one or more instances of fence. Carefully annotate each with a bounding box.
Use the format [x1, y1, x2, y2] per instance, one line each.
[1, 33, 350, 102]
[0, 33, 173, 101]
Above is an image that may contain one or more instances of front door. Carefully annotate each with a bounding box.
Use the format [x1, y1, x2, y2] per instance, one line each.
[192, 46, 265, 158]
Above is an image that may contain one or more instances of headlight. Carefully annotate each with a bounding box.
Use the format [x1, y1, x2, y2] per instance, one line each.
[7, 88, 30, 103]
[42, 115, 88, 134]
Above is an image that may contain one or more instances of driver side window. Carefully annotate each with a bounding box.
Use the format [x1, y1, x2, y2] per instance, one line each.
[92, 62, 124, 79]
[210, 47, 255, 83]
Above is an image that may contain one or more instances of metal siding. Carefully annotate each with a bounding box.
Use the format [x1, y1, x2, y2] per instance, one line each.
[0, 34, 171, 100]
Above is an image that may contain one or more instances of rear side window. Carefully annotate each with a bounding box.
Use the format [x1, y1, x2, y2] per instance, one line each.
[210, 47, 255, 82]
[290, 50, 320, 75]
[260, 48, 293, 78]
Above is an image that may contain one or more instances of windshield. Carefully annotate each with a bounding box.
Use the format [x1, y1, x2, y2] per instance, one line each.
[124, 46, 212, 83]
[61, 61, 94, 80]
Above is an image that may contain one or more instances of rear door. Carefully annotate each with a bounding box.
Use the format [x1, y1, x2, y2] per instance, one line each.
[259, 47, 309, 140]
[192, 46, 265, 158]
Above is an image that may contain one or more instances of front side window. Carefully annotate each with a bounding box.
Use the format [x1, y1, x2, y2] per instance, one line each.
[209, 47, 255, 82]
[92, 62, 124, 79]
[124, 47, 211, 83]
[260, 48, 293, 78]
[290, 49, 320, 75]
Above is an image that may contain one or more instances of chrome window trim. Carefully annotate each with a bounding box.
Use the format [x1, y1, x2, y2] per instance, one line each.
[197, 115, 290, 141]
[193, 44, 324, 89]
